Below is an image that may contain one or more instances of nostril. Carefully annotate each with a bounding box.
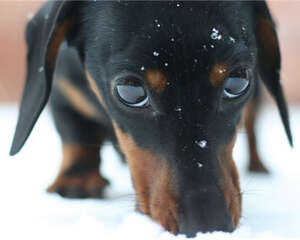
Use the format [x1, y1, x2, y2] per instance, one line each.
[178, 189, 235, 237]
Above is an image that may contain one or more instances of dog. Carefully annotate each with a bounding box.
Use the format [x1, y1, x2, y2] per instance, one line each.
[10, 0, 292, 237]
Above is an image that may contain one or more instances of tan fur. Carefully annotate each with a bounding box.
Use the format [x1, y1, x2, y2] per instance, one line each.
[146, 70, 168, 93]
[85, 70, 105, 106]
[47, 144, 108, 197]
[113, 122, 179, 234]
[219, 134, 242, 228]
[256, 16, 278, 67]
[243, 100, 268, 172]
[58, 144, 99, 174]
[57, 78, 99, 120]
[210, 63, 228, 86]
[46, 20, 74, 68]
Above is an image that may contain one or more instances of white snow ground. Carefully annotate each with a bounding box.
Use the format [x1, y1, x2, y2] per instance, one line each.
[0, 105, 299, 240]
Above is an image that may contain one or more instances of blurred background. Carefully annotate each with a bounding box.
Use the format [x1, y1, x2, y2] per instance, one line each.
[0, 0, 299, 104]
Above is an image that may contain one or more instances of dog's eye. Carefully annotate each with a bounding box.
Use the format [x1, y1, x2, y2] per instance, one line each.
[223, 69, 250, 99]
[116, 78, 149, 107]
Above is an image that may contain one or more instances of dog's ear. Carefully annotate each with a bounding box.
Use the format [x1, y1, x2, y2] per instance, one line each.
[10, 1, 84, 155]
[254, 2, 293, 146]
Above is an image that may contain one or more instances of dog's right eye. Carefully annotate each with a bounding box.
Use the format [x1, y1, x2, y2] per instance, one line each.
[115, 77, 149, 108]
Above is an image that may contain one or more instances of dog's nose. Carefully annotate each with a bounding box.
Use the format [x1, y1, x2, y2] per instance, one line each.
[178, 187, 234, 237]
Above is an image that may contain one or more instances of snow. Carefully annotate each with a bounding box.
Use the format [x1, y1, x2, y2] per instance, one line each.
[197, 162, 203, 168]
[0, 105, 300, 240]
[210, 28, 222, 40]
[229, 36, 236, 43]
[174, 106, 182, 112]
[153, 51, 160, 57]
[195, 140, 207, 148]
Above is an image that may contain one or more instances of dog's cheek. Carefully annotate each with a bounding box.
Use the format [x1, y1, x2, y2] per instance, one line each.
[149, 163, 179, 234]
[112, 122, 179, 233]
[219, 134, 242, 228]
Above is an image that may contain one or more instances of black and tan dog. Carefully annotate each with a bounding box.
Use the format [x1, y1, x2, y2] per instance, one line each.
[10, 0, 292, 237]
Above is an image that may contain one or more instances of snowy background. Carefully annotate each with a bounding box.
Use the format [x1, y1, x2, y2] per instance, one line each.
[0, 105, 299, 240]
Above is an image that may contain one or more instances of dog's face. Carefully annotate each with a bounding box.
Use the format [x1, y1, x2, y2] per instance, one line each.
[84, 2, 254, 234]
[10, 1, 292, 237]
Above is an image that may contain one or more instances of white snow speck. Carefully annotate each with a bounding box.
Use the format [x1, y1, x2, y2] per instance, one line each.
[197, 162, 203, 168]
[164, 62, 168, 67]
[174, 106, 182, 112]
[194, 58, 198, 63]
[195, 140, 207, 148]
[203, 44, 207, 50]
[242, 26, 246, 31]
[140, 66, 145, 71]
[176, 3, 180, 7]
[170, 37, 175, 42]
[210, 28, 222, 40]
[157, 24, 161, 28]
[154, 19, 158, 23]
[38, 67, 44, 73]
[210, 44, 215, 49]
[229, 36, 236, 43]
[153, 51, 159, 57]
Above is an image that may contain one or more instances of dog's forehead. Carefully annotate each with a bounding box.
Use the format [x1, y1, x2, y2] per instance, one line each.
[96, 1, 254, 69]
[87, 1, 254, 102]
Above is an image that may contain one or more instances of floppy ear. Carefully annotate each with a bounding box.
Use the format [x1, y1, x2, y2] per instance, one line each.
[254, 2, 293, 146]
[10, 1, 83, 155]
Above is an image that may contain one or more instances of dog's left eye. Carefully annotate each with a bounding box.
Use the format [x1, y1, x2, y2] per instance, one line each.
[223, 68, 250, 99]
[115, 77, 149, 107]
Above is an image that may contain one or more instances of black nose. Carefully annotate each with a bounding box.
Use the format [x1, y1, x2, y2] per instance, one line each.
[179, 187, 234, 238]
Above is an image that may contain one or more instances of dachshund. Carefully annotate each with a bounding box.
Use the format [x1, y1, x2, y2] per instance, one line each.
[10, 1, 292, 237]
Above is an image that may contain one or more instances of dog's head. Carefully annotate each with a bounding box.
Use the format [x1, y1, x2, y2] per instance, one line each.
[11, 1, 292, 237]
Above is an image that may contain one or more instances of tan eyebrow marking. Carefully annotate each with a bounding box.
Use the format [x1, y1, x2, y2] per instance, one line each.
[145, 70, 168, 93]
[210, 63, 228, 86]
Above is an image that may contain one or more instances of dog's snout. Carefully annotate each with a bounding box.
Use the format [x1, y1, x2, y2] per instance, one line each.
[179, 187, 234, 237]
